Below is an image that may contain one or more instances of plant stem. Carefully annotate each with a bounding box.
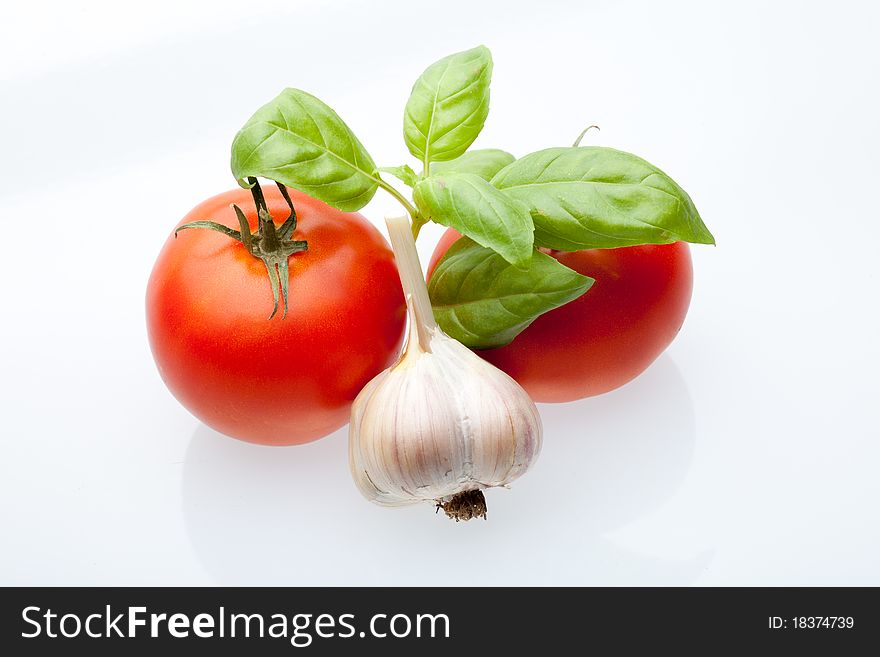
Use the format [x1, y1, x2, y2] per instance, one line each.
[377, 178, 420, 223]
[572, 124, 600, 147]
[385, 213, 436, 350]
[411, 216, 428, 240]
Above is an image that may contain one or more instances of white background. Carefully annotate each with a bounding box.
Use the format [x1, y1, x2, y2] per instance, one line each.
[2, 0, 878, 585]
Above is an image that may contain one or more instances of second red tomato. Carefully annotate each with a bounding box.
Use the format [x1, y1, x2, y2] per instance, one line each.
[427, 229, 693, 402]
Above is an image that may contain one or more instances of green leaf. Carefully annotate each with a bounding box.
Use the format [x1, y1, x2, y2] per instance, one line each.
[379, 164, 418, 188]
[403, 46, 493, 165]
[413, 173, 534, 269]
[231, 88, 379, 212]
[431, 149, 515, 180]
[428, 238, 593, 349]
[492, 146, 715, 250]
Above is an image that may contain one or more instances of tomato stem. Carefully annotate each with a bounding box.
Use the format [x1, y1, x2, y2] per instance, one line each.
[248, 177, 268, 232]
[175, 178, 308, 320]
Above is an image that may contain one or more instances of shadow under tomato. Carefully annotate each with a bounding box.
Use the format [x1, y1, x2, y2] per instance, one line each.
[181, 354, 712, 585]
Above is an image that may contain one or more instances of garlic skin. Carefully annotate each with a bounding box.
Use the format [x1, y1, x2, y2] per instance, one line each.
[348, 214, 542, 518]
[349, 319, 542, 508]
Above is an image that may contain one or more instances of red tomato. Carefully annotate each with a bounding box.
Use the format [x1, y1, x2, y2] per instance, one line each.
[147, 187, 406, 445]
[428, 229, 693, 402]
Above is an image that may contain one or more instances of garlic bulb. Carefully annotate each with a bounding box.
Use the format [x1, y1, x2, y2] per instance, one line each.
[348, 214, 542, 521]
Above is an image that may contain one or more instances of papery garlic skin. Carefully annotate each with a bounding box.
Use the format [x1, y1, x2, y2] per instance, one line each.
[348, 214, 542, 515]
[349, 323, 542, 507]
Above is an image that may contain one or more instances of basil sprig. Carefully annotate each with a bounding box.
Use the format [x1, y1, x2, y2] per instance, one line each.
[229, 46, 714, 348]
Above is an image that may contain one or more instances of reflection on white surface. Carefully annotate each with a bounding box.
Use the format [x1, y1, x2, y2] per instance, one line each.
[538, 356, 697, 533]
[182, 356, 712, 585]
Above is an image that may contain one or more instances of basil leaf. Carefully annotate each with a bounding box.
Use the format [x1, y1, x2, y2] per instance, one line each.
[431, 149, 515, 181]
[413, 173, 534, 269]
[231, 88, 379, 212]
[379, 165, 418, 188]
[403, 46, 493, 165]
[492, 146, 715, 250]
[428, 238, 593, 349]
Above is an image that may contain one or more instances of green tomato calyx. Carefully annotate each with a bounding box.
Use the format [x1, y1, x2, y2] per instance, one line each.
[175, 178, 308, 320]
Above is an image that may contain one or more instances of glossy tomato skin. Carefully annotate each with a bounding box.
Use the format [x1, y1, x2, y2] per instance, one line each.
[427, 229, 693, 402]
[147, 187, 406, 445]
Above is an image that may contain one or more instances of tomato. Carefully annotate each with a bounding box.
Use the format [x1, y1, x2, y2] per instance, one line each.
[427, 229, 693, 402]
[147, 187, 406, 445]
